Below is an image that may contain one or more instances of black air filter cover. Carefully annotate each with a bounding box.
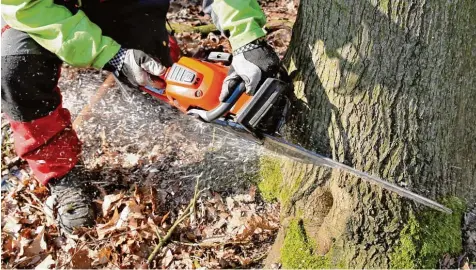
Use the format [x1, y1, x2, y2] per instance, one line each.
[236, 78, 288, 134]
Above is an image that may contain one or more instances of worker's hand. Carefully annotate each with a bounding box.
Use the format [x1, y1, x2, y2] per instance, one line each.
[106, 48, 166, 86]
[219, 40, 280, 101]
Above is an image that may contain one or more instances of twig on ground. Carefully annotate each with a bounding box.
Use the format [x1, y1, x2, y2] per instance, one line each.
[25, 190, 45, 205]
[171, 240, 249, 248]
[147, 176, 201, 264]
[253, 253, 268, 262]
[18, 194, 45, 213]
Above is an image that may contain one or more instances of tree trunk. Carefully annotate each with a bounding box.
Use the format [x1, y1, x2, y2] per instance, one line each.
[261, 0, 476, 268]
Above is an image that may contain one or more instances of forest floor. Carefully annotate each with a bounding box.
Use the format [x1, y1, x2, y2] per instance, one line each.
[1, 0, 475, 269]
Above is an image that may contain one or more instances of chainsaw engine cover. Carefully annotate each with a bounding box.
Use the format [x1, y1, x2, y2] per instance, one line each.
[162, 57, 251, 114]
[236, 78, 289, 134]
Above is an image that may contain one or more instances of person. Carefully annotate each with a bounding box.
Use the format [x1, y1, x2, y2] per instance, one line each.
[0, 0, 280, 234]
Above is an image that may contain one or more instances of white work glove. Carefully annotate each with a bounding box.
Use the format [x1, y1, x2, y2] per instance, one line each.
[219, 40, 280, 101]
[106, 48, 166, 86]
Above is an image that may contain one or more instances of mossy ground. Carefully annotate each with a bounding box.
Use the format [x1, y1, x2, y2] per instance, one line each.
[390, 197, 466, 268]
[281, 219, 332, 268]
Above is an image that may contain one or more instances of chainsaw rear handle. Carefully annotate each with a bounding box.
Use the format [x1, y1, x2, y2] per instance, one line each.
[188, 81, 246, 122]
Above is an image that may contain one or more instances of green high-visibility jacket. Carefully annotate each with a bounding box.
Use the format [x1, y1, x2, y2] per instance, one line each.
[0, 0, 266, 69]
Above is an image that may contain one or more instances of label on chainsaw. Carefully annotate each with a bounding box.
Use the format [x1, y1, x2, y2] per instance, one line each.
[167, 64, 196, 84]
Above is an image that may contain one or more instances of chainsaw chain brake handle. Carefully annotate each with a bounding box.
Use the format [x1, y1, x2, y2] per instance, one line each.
[147, 74, 166, 89]
[188, 81, 246, 122]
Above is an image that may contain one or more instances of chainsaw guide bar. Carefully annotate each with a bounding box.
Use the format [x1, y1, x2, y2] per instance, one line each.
[261, 135, 452, 214]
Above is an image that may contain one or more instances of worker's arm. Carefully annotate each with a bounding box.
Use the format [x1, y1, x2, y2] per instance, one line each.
[208, 0, 281, 101]
[1, 0, 165, 85]
[1, 0, 120, 69]
[210, 0, 267, 49]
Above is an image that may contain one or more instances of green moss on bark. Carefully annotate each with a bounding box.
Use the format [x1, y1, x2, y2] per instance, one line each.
[390, 197, 466, 269]
[281, 219, 331, 268]
[258, 157, 305, 206]
[258, 156, 283, 202]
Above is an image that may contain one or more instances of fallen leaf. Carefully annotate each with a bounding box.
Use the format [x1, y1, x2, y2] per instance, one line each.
[102, 193, 124, 217]
[96, 208, 121, 239]
[24, 226, 47, 256]
[35, 255, 55, 269]
[161, 211, 170, 225]
[236, 256, 252, 266]
[2, 235, 20, 259]
[248, 185, 256, 201]
[134, 186, 158, 212]
[226, 197, 235, 210]
[236, 214, 278, 240]
[162, 249, 174, 267]
[93, 247, 111, 266]
[71, 249, 92, 269]
[125, 199, 144, 219]
[123, 153, 140, 167]
[31, 185, 49, 199]
[3, 216, 22, 234]
[232, 194, 254, 203]
[228, 209, 247, 231]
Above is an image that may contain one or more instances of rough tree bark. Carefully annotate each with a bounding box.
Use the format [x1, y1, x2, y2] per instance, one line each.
[261, 0, 476, 268]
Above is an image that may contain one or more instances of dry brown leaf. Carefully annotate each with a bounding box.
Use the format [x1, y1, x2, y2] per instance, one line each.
[125, 199, 144, 219]
[3, 216, 22, 234]
[236, 214, 279, 240]
[14, 254, 42, 268]
[24, 226, 47, 257]
[161, 211, 170, 225]
[134, 185, 157, 206]
[231, 194, 254, 203]
[213, 218, 227, 230]
[93, 247, 111, 266]
[102, 193, 124, 217]
[162, 249, 174, 267]
[147, 217, 160, 233]
[248, 185, 256, 201]
[116, 201, 140, 229]
[35, 254, 55, 269]
[236, 256, 252, 266]
[3, 235, 19, 252]
[71, 249, 92, 269]
[123, 153, 140, 167]
[226, 197, 235, 210]
[96, 208, 120, 239]
[31, 185, 49, 199]
[228, 209, 247, 231]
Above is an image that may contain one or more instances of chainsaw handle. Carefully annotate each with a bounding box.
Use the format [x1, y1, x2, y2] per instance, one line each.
[188, 82, 246, 122]
[224, 81, 246, 104]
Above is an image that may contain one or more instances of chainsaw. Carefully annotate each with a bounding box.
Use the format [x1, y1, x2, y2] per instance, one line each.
[126, 51, 451, 214]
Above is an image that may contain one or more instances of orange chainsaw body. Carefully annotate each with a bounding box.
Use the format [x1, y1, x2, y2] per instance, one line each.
[142, 57, 251, 115]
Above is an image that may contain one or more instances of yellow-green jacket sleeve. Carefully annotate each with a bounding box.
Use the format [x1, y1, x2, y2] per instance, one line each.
[1, 0, 120, 69]
[211, 0, 267, 49]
